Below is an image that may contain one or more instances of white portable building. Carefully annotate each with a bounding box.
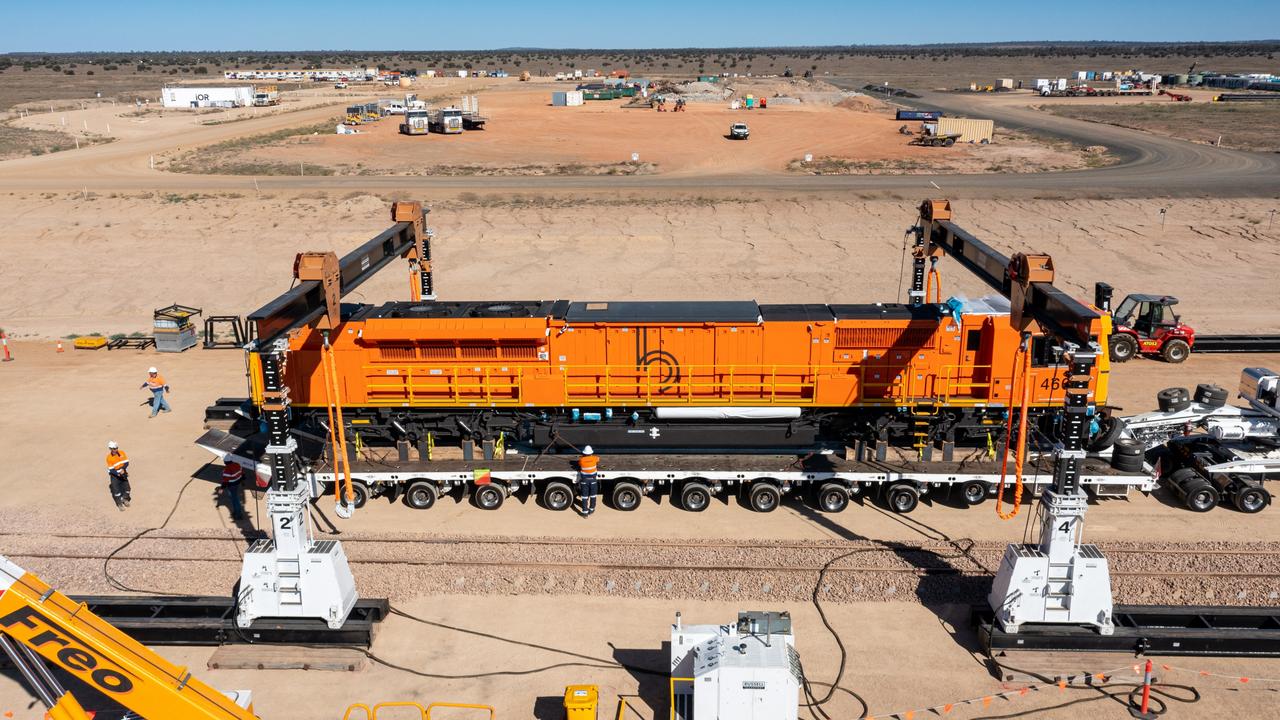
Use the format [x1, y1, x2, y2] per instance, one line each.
[162, 85, 254, 108]
[671, 611, 799, 720]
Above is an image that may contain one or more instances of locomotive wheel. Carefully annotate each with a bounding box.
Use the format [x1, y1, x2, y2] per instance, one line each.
[541, 481, 574, 512]
[747, 483, 782, 513]
[680, 482, 712, 512]
[960, 481, 987, 506]
[816, 483, 849, 513]
[611, 481, 643, 512]
[887, 483, 920, 514]
[1108, 334, 1138, 363]
[1162, 339, 1191, 364]
[473, 484, 506, 511]
[1233, 486, 1269, 514]
[403, 480, 437, 510]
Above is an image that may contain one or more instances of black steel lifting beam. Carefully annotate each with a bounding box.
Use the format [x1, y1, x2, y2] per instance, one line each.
[248, 206, 428, 347]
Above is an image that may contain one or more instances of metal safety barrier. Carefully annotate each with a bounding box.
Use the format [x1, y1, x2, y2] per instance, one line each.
[343, 700, 495, 720]
[669, 677, 694, 720]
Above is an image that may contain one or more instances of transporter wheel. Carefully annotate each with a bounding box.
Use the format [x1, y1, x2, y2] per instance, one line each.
[1108, 334, 1138, 363]
[1193, 383, 1228, 407]
[1162, 339, 1191, 364]
[960, 480, 988, 506]
[680, 482, 712, 513]
[1169, 467, 1219, 513]
[402, 480, 437, 510]
[816, 483, 849, 513]
[942, 137, 956, 147]
[541, 480, 574, 512]
[1233, 486, 1270, 514]
[747, 483, 782, 513]
[611, 481, 643, 512]
[473, 484, 506, 511]
[1156, 387, 1192, 413]
[887, 483, 920, 514]
[340, 481, 370, 510]
[1110, 439, 1146, 472]
[1088, 413, 1126, 452]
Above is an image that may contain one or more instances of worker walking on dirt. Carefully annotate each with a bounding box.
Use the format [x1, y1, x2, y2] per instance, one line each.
[577, 445, 599, 517]
[220, 461, 246, 521]
[105, 441, 131, 511]
[140, 366, 171, 417]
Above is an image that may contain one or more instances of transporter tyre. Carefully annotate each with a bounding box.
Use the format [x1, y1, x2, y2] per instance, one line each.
[816, 483, 849, 513]
[610, 481, 643, 512]
[341, 481, 370, 510]
[1110, 439, 1145, 472]
[747, 483, 782, 513]
[1157, 387, 1192, 413]
[1162, 339, 1191, 364]
[887, 483, 920, 514]
[1088, 414, 1126, 452]
[680, 482, 712, 513]
[1169, 468, 1218, 512]
[942, 137, 956, 147]
[1108, 334, 1138, 363]
[1233, 486, 1269, 514]
[960, 480, 988, 506]
[1193, 384, 1228, 407]
[473, 484, 506, 511]
[402, 480, 437, 510]
[541, 481, 574, 512]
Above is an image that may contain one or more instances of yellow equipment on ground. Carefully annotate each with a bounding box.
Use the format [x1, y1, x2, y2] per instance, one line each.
[564, 685, 599, 719]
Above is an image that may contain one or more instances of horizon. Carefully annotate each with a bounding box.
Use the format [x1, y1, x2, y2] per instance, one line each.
[4, 0, 1280, 53]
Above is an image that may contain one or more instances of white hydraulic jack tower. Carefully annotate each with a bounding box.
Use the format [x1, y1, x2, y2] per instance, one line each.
[236, 202, 434, 629]
[910, 200, 1121, 636]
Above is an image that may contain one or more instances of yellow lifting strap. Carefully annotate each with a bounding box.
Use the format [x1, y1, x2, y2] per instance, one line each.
[320, 335, 354, 507]
[995, 338, 1033, 520]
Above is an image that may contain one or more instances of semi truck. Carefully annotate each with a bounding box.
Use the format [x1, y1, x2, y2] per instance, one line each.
[252, 85, 279, 106]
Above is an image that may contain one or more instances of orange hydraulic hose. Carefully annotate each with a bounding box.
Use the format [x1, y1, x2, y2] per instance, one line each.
[320, 334, 354, 507]
[995, 337, 1033, 520]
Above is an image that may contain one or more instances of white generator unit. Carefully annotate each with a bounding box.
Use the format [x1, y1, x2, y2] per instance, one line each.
[670, 611, 800, 720]
[162, 85, 254, 108]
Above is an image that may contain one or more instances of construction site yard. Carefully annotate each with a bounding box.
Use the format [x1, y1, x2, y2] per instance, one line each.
[147, 84, 1098, 177]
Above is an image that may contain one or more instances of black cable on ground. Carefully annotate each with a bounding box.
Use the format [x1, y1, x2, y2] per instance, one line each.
[971, 660, 1201, 720]
[102, 477, 196, 595]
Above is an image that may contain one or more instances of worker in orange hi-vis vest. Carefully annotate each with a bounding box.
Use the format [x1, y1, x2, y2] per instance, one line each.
[221, 461, 246, 521]
[139, 366, 171, 417]
[577, 445, 599, 517]
[105, 441, 131, 511]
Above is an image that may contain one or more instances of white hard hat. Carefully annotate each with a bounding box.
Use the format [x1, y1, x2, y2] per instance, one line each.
[107, 441, 118, 449]
[148, 366, 158, 373]
[582, 445, 594, 455]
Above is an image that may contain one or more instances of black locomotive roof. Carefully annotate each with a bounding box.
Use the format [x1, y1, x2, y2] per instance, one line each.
[828, 303, 944, 321]
[565, 301, 761, 323]
[758, 304, 836, 322]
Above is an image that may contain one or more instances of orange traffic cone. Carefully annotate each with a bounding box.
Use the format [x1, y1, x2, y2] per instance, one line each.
[1, 330, 12, 362]
[56, 340, 64, 353]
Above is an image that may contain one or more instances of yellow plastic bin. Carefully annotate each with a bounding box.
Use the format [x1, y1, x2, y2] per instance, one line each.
[563, 684, 599, 720]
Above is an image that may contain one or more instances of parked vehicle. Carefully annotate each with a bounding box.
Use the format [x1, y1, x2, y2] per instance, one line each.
[729, 122, 750, 140]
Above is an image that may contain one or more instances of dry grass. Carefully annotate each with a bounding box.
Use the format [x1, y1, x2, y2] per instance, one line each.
[0, 123, 113, 160]
[164, 119, 339, 175]
[1040, 102, 1280, 152]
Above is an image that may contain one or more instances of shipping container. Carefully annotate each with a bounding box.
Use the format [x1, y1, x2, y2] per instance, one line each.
[936, 117, 994, 143]
[896, 109, 942, 121]
[999, 78, 1015, 89]
[161, 85, 254, 108]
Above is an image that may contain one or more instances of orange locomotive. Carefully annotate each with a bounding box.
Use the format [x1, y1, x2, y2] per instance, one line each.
[251, 295, 1111, 453]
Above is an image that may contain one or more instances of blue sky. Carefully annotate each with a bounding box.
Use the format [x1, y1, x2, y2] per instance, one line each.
[3, 0, 1276, 52]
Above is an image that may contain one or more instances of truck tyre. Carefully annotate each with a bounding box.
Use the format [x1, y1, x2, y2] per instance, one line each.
[942, 137, 956, 147]
[1088, 414, 1126, 452]
[403, 480, 437, 510]
[611, 481, 643, 512]
[1233, 485, 1269, 514]
[1156, 387, 1191, 413]
[541, 481, 574, 512]
[1161, 338, 1191, 364]
[747, 483, 782, 513]
[887, 483, 920, 514]
[343, 481, 370, 510]
[816, 483, 849, 513]
[960, 480, 988, 506]
[1193, 384, 1228, 407]
[1169, 468, 1218, 512]
[1108, 334, 1138, 363]
[1110, 439, 1145, 472]
[473, 484, 506, 511]
[680, 482, 712, 513]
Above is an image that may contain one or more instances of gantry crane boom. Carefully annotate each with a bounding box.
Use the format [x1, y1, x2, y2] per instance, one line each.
[0, 555, 256, 720]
